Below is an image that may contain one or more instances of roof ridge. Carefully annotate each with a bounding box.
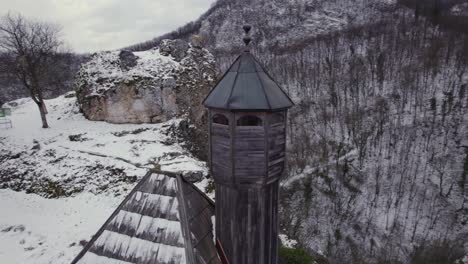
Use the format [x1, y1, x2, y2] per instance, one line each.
[253, 55, 272, 109]
[181, 176, 216, 206]
[202, 54, 242, 106]
[224, 54, 243, 108]
[261, 63, 295, 107]
[176, 174, 197, 264]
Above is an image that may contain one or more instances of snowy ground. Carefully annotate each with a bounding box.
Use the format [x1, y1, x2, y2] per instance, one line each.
[0, 190, 120, 264]
[0, 93, 211, 263]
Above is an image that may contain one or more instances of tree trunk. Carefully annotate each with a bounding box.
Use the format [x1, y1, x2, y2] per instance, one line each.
[37, 100, 49, 128]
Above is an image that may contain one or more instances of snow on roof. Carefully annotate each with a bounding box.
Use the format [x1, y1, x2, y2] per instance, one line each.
[72, 171, 220, 264]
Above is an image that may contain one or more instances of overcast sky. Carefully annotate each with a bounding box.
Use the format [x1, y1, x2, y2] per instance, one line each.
[1, 0, 215, 53]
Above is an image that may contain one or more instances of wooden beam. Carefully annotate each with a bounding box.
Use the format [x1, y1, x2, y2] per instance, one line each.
[216, 239, 230, 264]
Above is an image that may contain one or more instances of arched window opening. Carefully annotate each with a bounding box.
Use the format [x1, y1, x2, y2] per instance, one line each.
[270, 113, 284, 124]
[237, 115, 262, 126]
[212, 114, 229, 125]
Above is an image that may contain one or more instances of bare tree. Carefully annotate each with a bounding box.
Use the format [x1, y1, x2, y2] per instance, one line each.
[0, 13, 67, 128]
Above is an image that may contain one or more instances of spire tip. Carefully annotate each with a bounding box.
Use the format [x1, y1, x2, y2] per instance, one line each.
[242, 25, 252, 50]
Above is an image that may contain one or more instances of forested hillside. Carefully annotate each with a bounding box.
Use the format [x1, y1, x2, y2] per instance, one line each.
[125, 0, 468, 263]
[0, 53, 87, 105]
[278, 10, 468, 264]
[1, 0, 465, 263]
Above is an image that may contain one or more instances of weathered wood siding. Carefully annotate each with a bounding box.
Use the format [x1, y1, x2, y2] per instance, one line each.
[267, 115, 286, 181]
[210, 110, 233, 185]
[209, 110, 286, 184]
[209, 110, 287, 264]
[215, 183, 279, 264]
[234, 125, 265, 184]
[211, 123, 232, 184]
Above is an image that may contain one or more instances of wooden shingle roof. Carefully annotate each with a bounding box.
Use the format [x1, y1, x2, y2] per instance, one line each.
[72, 170, 221, 264]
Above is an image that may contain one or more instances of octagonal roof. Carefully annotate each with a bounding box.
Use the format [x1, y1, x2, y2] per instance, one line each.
[203, 51, 294, 111]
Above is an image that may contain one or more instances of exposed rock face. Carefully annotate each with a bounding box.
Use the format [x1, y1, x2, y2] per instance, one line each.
[159, 39, 190, 61]
[118, 50, 138, 70]
[75, 39, 217, 127]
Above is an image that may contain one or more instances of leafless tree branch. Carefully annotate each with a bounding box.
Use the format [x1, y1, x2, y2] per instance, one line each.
[0, 12, 68, 128]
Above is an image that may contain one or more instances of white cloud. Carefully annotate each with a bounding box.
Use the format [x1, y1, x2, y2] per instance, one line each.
[0, 0, 215, 53]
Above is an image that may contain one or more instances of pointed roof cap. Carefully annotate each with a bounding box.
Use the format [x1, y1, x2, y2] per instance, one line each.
[203, 27, 294, 111]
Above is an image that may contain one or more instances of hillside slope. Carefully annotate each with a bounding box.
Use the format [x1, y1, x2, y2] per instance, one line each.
[0, 94, 212, 263]
[125, 0, 468, 263]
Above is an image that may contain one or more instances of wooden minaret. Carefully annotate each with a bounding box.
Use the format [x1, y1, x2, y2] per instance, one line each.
[203, 25, 294, 264]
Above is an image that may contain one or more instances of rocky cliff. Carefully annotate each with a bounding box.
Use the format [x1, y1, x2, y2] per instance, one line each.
[75, 39, 217, 125]
[75, 39, 218, 159]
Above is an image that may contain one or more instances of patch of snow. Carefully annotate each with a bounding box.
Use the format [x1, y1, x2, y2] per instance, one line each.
[451, 3, 468, 16]
[211, 215, 216, 244]
[77, 49, 180, 96]
[0, 94, 206, 196]
[0, 189, 121, 264]
[279, 234, 298, 248]
[0, 93, 210, 263]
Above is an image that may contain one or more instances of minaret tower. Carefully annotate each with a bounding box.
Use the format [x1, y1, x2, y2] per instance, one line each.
[203, 26, 294, 264]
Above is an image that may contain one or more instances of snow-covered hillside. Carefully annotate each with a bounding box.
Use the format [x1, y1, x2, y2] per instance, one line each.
[137, 1, 467, 262]
[0, 93, 211, 263]
[2, 0, 468, 262]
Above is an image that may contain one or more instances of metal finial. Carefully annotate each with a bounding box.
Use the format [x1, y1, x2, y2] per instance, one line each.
[242, 25, 252, 49]
[243, 25, 251, 34]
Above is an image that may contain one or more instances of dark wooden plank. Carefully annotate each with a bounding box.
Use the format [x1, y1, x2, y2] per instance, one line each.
[211, 111, 287, 264]
[230, 112, 236, 185]
[212, 136, 231, 144]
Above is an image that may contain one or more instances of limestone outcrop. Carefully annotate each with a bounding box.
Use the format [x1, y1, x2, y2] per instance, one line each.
[75, 39, 218, 125]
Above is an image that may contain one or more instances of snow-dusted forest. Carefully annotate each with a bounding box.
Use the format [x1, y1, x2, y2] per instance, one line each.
[127, 0, 468, 262]
[278, 12, 468, 264]
[0, 0, 467, 263]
